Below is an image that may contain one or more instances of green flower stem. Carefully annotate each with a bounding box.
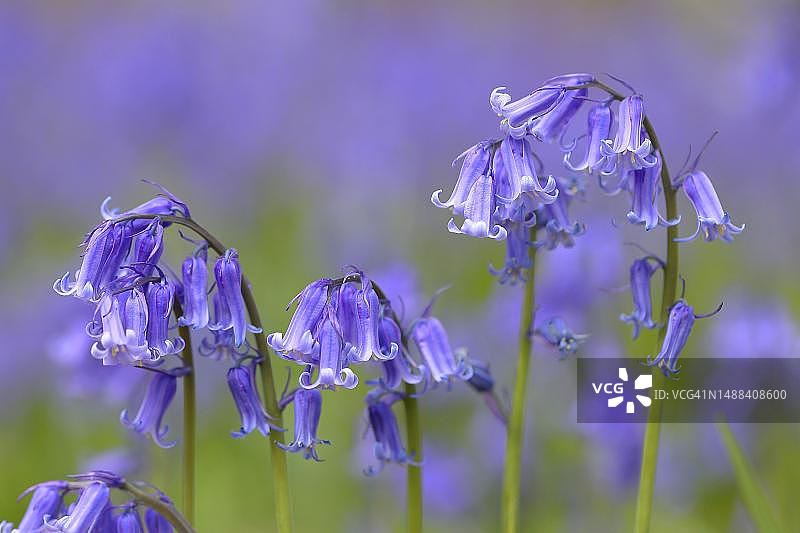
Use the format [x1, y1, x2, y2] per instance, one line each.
[501, 227, 538, 533]
[584, 81, 679, 533]
[240, 286, 293, 533]
[717, 421, 783, 533]
[370, 279, 424, 533]
[123, 481, 197, 533]
[634, 119, 679, 533]
[634, 370, 665, 533]
[586, 80, 768, 532]
[403, 382, 423, 533]
[173, 302, 196, 525]
[114, 213, 293, 533]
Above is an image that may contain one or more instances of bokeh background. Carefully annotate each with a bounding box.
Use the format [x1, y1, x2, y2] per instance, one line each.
[1, 0, 799, 531]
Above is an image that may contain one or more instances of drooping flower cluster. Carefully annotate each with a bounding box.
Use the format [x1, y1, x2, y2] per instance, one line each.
[52, 182, 277, 447]
[269, 270, 493, 466]
[1, 471, 180, 533]
[51, 183, 498, 473]
[268, 270, 475, 391]
[268, 273, 388, 391]
[432, 73, 744, 289]
[433, 73, 744, 379]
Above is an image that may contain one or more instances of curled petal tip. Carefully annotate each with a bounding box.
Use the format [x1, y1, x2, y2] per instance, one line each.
[431, 189, 450, 209]
[100, 196, 118, 219]
[338, 369, 359, 389]
[659, 214, 681, 227]
[446, 218, 462, 235]
[489, 225, 508, 241]
[674, 220, 701, 243]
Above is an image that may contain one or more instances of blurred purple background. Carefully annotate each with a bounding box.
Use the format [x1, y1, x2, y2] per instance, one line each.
[1, 1, 798, 531]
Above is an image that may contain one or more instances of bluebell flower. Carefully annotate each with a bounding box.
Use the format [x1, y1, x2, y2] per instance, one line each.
[146, 281, 185, 358]
[268, 279, 331, 359]
[210, 249, 260, 347]
[676, 171, 744, 243]
[411, 316, 472, 384]
[121, 372, 177, 448]
[92, 499, 115, 532]
[177, 246, 209, 329]
[364, 393, 415, 475]
[101, 181, 190, 231]
[145, 509, 173, 533]
[620, 256, 664, 339]
[465, 360, 507, 424]
[278, 388, 329, 461]
[208, 290, 232, 336]
[447, 173, 508, 240]
[625, 156, 680, 230]
[54, 220, 134, 301]
[130, 218, 164, 276]
[465, 360, 494, 393]
[489, 221, 533, 285]
[601, 94, 657, 171]
[496, 136, 558, 204]
[647, 299, 722, 376]
[536, 183, 585, 250]
[647, 301, 694, 376]
[11, 473, 179, 533]
[227, 361, 275, 438]
[491, 144, 539, 226]
[529, 73, 594, 144]
[334, 281, 359, 341]
[563, 102, 613, 174]
[536, 317, 588, 357]
[46, 482, 109, 533]
[16, 482, 66, 532]
[431, 141, 491, 214]
[492, 170, 539, 226]
[350, 278, 396, 362]
[114, 506, 144, 533]
[91, 289, 152, 366]
[378, 316, 424, 389]
[490, 85, 566, 138]
[299, 307, 358, 390]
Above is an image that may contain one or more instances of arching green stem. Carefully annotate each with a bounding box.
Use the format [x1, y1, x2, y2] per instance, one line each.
[114, 213, 293, 533]
[240, 285, 293, 533]
[633, 114, 679, 533]
[584, 81, 679, 533]
[123, 481, 197, 533]
[501, 227, 538, 533]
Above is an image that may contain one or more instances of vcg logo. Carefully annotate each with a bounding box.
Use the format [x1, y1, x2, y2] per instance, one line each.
[591, 367, 652, 414]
